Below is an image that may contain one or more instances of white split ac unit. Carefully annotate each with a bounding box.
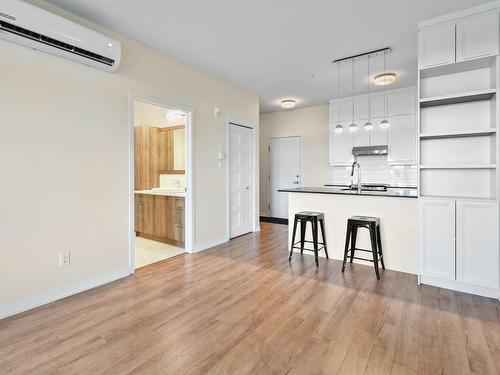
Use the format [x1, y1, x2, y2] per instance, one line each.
[0, 0, 121, 72]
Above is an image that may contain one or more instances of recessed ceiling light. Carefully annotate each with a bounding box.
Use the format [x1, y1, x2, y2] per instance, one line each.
[374, 72, 396, 86]
[166, 110, 186, 119]
[281, 99, 296, 109]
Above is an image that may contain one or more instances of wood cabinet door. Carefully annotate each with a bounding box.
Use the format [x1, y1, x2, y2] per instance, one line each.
[456, 200, 498, 288]
[388, 115, 417, 164]
[135, 194, 145, 233]
[419, 198, 456, 280]
[457, 12, 499, 62]
[153, 195, 172, 240]
[329, 123, 354, 166]
[418, 23, 456, 69]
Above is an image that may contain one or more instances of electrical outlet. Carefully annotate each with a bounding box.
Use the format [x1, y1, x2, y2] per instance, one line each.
[59, 252, 70, 267]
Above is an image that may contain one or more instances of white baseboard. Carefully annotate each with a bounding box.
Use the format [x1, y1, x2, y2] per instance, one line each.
[420, 275, 500, 300]
[0, 269, 130, 320]
[191, 235, 229, 253]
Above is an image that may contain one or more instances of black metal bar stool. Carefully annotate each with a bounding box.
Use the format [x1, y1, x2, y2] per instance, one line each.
[289, 211, 329, 266]
[341, 216, 385, 279]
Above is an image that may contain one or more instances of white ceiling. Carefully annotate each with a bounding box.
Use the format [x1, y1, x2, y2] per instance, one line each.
[45, 0, 492, 112]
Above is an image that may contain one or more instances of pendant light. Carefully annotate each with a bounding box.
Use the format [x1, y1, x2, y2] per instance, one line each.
[364, 55, 373, 131]
[380, 50, 390, 129]
[349, 59, 358, 132]
[334, 62, 344, 134]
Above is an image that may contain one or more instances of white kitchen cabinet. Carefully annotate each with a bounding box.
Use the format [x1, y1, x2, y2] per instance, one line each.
[456, 200, 498, 288]
[388, 90, 416, 116]
[329, 123, 354, 166]
[330, 99, 355, 123]
[419, 199, 456, 280]
[457, 12, 499, 62]
[370, 96, 386, 118]
[388, 115, 417, 164]
[418, 23, 456, 69]
[370, 117, 388, 146]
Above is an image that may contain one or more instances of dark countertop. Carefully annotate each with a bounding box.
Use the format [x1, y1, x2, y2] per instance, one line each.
[278, 186, 418, 199]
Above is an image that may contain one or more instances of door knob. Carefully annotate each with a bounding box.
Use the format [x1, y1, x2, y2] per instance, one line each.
[245, 187, 250, 190]
[293, 181, 300, 184]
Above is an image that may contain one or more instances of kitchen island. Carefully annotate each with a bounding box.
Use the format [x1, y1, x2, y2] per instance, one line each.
[279, 186, 417, 274]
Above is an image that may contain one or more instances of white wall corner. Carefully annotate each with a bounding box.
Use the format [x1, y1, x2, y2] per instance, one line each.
[0, 269, 131, 320]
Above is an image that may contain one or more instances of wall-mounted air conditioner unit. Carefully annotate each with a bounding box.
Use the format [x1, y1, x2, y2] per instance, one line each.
[0, 0, 121, 72]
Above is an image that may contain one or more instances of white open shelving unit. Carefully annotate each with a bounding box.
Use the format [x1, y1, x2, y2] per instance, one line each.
[419, 55, 498, 200]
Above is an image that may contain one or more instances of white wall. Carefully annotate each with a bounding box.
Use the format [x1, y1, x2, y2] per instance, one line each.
[259, 105, 330, 215]
[0, 0, 259, 317]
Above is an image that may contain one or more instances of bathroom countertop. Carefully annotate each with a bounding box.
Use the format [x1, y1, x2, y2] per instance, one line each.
[135, 189, 185, 197]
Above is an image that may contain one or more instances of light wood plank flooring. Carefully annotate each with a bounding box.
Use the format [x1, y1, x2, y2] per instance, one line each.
[0, 222, 499, 374]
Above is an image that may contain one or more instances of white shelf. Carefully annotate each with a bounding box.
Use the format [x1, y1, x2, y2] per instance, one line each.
[419, 128, 496, 140]
[419, 55, 496, 79]
[419, 89, 496, 108]
[419, 164, 496, 169]
[419, 194, 497, 201]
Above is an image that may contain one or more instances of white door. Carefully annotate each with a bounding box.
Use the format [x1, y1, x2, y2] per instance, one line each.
[456, 200, 498, 288]
[418, 23, 456, 69]
[269, 136, 301, 219]
[419, 198, 456, 280]
[456, 12, 499, 62]
[230, 124, 254, 238]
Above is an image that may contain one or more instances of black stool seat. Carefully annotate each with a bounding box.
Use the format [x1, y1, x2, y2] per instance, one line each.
[289, 212, 328, 266]
[342, 215, 385, 279]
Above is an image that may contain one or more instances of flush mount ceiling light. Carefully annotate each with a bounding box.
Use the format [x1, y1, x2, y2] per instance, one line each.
[280, 99, 296, 109]
[374, 72, 396, 86]
[166, 110, 186, 119]
[334, 124, 344, 133]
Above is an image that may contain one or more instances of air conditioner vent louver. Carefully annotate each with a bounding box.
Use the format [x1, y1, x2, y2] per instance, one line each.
[0, 20, 115, 66]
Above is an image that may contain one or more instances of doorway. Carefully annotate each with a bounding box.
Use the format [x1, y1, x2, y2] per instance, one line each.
[229, 123, 255, 238]
[268, 136, 301, 219]
[129, 94, 193, 272]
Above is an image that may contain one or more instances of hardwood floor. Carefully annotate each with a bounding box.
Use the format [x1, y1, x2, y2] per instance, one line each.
[0, 222, 498, 374]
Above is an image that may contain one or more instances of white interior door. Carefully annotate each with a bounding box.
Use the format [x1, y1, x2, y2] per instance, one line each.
[269, 136, 301, 219]
[230, 124, 254, 238]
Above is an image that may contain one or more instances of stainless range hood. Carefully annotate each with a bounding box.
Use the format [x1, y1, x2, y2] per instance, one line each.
[352, 145, 388, 156]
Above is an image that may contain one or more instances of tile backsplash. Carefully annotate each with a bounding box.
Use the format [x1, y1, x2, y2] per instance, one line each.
[160, 174, 186, 189]
[332, 156, 418, 187]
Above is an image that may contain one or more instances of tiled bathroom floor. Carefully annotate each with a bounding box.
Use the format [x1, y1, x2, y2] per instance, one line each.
[135, 236, 184, 269]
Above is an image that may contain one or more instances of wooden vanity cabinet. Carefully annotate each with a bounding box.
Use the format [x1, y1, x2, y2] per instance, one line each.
[135, 193, 185, 246]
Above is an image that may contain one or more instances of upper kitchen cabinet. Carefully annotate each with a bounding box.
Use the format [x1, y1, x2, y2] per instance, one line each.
[388, 89, 416, 116]
[329, 123, 353, 166]
[457, 12, 499, 62]
[419, 11, 499, 70]
[388, 115, 417, 164]
[418, 23, 456, 69]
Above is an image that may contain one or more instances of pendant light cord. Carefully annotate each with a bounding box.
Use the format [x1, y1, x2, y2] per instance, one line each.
[367, 55, 371, 145]
[351, 59, 355, 123]
[337, 62, 340, 125]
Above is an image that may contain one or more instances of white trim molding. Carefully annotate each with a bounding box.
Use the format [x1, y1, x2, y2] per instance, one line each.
[193, 235, 229, 253]
[0, 269, 130, 320]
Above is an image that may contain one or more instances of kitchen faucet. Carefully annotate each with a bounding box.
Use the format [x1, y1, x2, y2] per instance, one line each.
[351, 161, 362, 194]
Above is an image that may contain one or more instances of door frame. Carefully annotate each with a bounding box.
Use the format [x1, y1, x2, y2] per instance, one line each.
[267, 135, 302, 218]
[225, 120, 258, 239]
[128, 92, 194, 274]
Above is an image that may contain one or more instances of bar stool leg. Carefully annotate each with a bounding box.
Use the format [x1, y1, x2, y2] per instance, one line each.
[350, 226, 358, 263]
[312, 218, 319, 267]
[369, 223, 380, 280]
[342, 222, 351, 272]
[300, 220, 306, 254]
[376, 224, 385, 270]
[319, 218, 329, 259]
[289, 216, 298, 261]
